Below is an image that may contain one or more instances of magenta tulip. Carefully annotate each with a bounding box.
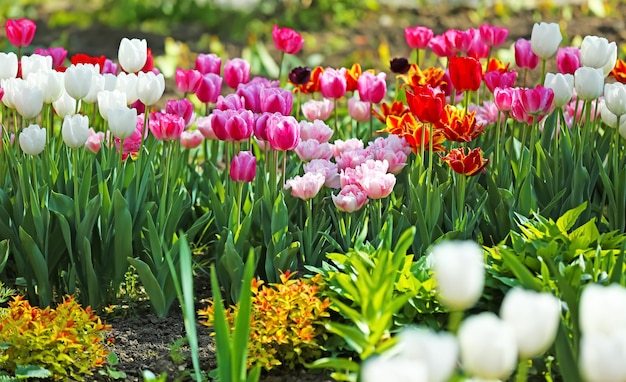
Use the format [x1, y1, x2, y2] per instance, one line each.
[261, 87, 293, 115]
[149, 112, 185, 141]
[196, 73, 223, 104]
[195, 53, 222, 75]
[479, 24, 509, 48]
[223, 58, 250, 89]
[5, 18, 36, 48]
[175, 68, 202, 94]
[320, 68, 347, 99]
[511, 85, 555, 124]
[404, 26, 434, 50]
[209, 109, 254, 142]
[34, 47, 67, 69]
[266, 113, 300, 151]
[483, 70, 517, 93]
[272, 25, 305, 55]
[236, 82, 264, 113]
[515, 38, 540, 70]
[230, 151, 257, 182]
[165, 99, 195, 127]
[357, 71, 387, 104]
[557, 47, 581, 75]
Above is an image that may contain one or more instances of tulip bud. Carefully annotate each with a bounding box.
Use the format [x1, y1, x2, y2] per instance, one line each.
[514, 39, 539, 70]
[108, 106, 138, 139]
[53, 90, 78, 119]
[223, 58, 250, 89]
[196, 73, 223, 104]
[149, 112, 185, 141]
[604, 83, 626, 118]
[285, 172, 325, 200]
[118, 38, 148, 73]
[98, 89, 128, 121]
[261, 87, 293, 115]
[19, 124, 46, 155]
[301, 99, 334, 121]
[530, 22, 562, 60]
[320, 68, 347, 99]
[544, 73, 574, 108]
[332, 184, 368, 212]
[85, 128, 105, 154]
[266, 113, 300, 151]
[180, 130, 204, 149]
[458, 312, 517, 380]
[27, 70, 63, 104]
[580, 35, 616, 70]
[64, 64, 94, 100]
[272, 24, 305, 55]
[357, 71, 387, 104]
[431, 240, 485, 311]
[137, 71, 165, 106]
[580, 330, 626, 382]
[5, 18, 36, 48]
[195, 53, 222, 75]
[14, 85, 43, 119]
[62, 114, 90, 149]
[556, 47, 581, 75]
[34, 47, 67, 69]
[0, 52, 18, 80]
[574, 66, 604, 101]
[115, 72, 139, 105]
[230, 151, 257, 182]
[395, 327, 459, 382]
[21, 54, 52, 80]
[404, 26, 434, 50]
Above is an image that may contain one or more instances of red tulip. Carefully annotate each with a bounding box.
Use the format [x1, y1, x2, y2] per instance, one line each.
[405, 85, 445, 123]
[449, 56, 483, 92]
[272, 25, 305, 55]
[71, 54, 107, 73]
[5, 18, 36, 48]
[441, 147, 489, 176]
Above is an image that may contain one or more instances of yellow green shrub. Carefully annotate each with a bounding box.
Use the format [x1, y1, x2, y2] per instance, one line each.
[199, 272, 330, 370]
[0, 295, 111, 380]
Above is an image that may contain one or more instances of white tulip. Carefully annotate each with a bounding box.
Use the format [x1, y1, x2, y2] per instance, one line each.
[580, 283, 626, 336]
[26, 70, 64, 104]
[19, 124, 46, 155]
[499, 288, 561, 359]
[64, 64, 94, 100]
[600, 100, 626, 129]
[431, 240, 485, 311]
[1, 77, 25, 108]
[20, 54, 52, 80]
[580, 35, 617, 71]
[14, 86, 43, 119]
[118, 38, 147, 73]
[458, 312, 518, 380]
[62, 114, 90, 149]
[53, 90, 77, 118]
[544, 73, 574, 108]
[116, 72, 139, 105]
[602, 44, 618, 77]
[530, 22, 562, 60]
[396, 327, 458, 382]
[83, 72, 105, 104]
[580, 330, 626, 382]
[103, 73, 117, 91]
[574, 67, 604, 101]
[604, 83, 626, 118]
[107, 106, 137, 139]
[0, 52, 18, 80]
[361, 354, 428, 382]
[137, 71, 165, 106]
[98, 89, 127, 120]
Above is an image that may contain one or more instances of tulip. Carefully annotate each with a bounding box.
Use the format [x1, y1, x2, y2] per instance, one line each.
[166, 99, 195, 127]
[557, 47, 581, 75]
[356, 168, 396, 199]
[530, 22, 562, 59]
[196, 73, 223, 104]
[431, 240, 485, 311]
[580, 35, 616, 70]
[53, 90, 77, 118]
[85, 128, 105, 154]
[404, 26, 433, 50]
[357, 71, 387, 104]
[285, 172, 325, 200]
[478, 24, 508, 48]
[14, 86, 43, 119]
[289, 66, 312, 85]
[223, 58, 250, 89]
[149, 112, 185, 141]
[0, 52, 18, 80]
[216, 93, 245, 111]
[406, 85, 445, 123]
[301, 99, 334, 121]
[21, 54, 52, 80]
[108, 106, 138, 139]
[304, 159, 340, 189]
[483, 70, 517, 94]
[196, 116, 217, 140]
[261, 87, 293, 115]
[467, 29, 490, 59]
[5, 18, 36, 48]
[195, 53, 222, 75]
[601, 101, 626, 130]
[102, 59, 118, 75]
[514, 39, 539, 70]
[428, 34, 454, 58]
[137, 71, 165, 106]
[580, 283, 626, 336]
[544, 73, 574, 108]
[494, 87, 515, 112]
[602, 44, 618, 77]
[230, 151, 257, 182]
[118, 38, 147, 73]
[1, 77, 25, 109]
[458, 312, 518, 380]
[71, 53, 106, 72]
[500, 288, 561, 359]
[395, 327, 459, 382]
[272, 25, 305, 55]
[34, 47, 67, 69]
[64, 64, 94, 101]
[389, 57, 411, 74]
[175, 68, 202, 94]
[449, 56, 482, 92]
[83, 72, 105, 104]
[19, 124, 46, 155]
[511, 85, 555, 124]
[62, 114, 90, 149]
[320, 68, 348, 99]
[361, 355, 428, 382]
[209, 109, 254, 142]
[299, 120, 333, 143]
[348, 96, 371, 123]
[295, 139, 332, 162]
[266, 114, 300, 151]
[604, 83, 626, 118]
[580, 330, 626, 382]
[26, 70, 63, 104]
[115, 72, 139, 105]
[103, 73, 117, 91]
[98, 89, 128, 120]
[574, 66, 604, 101]
[179, 130, 204, 149]
[444, 28, 474, 56]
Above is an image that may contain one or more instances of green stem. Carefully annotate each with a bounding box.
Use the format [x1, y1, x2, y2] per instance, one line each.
[516, 359, 530, 382]
[277, 51, 285, 86]
[448, 309, 464, 335]
[369, 102, 374, 141]
[236, 181, 243, 228]
[72, 148, 81, 225]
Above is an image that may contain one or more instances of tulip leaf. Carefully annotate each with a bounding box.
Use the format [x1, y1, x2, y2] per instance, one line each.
[113, 190, 133, 285]
[128, 257, 167, 317]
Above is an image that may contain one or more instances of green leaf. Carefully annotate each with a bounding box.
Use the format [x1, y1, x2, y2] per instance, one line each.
[232, 250, 255, 381]
[554, 322, 582, 382]
[499, 247, 543, 291]
[557, 202, 587, 234]
[210, 265, 233, 382]
[18, 227, 51, 306]
[127, 257, 167, 317]
[0, 239, 8, 274]
[306, 357, 360, 372]
[113, 191, 132, 285]
[14, 364, 51, 379]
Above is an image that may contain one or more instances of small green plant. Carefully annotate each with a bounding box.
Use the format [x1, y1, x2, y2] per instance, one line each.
[98, 353, 127, 380]
[0, 281, 16, 305]
[0, 363, 51, 380]
[0, 295, 111, 381]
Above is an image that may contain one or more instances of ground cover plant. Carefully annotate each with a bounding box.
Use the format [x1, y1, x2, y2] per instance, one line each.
[2, 0, 626, 381]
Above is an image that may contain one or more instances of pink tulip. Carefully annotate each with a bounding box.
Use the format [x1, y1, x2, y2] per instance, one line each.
[216, 93, 245, 111]
[366, 135, 412, 157]
[85, 128, 105, 154]
[494, 87, 515, 112]
[272, 25, 305, 55]
[102, 59, 118, 75]
[331, 138, 365, 158]
[556, 47, 581, 75]
[304, 159, 340, 188]
[320, 68, 347, 99]
[295, 139, 333, 162]
[332, 184, 369, 213]
[5, 18, 36, 48]
[223, 58, 250, 89]
[348, 96, 371, 123]
[404, 26, 434, 50]
[149, 112, 185, 141]
[479, 24, 509, 48]
[484, 70, 517, 93]
[515, 39, 540, 70]
[428, 34, 455, 58]
[34, 47, 67, 69]
[285, 172, 325, 201]
[266, 113, 300, 151]
[196, 73, 223, 104]
[166, 99, 195, 127]
[209, 109, 254, 141]
[254, 112, 272, 142]
[356, 167, 396, 199]
[369, 148, 408, 175]
[467, 29, 490, 59]
[230, 151, 257, 182]
[236, 82, 264, 113]
[299, 120, 333, 143]
[357, 71, 387, 104]
[511, 85, 555, 124]
[336, 148, 372, 171]
[261, 87, 293, 115]
[180, 130, 204, 149]
[469, 101, 505, 126]
[196, 116, 217, 140]
[446, 29, 474, 56]
[175, 68, 202, 94]
[301, 99, 334, 121]
[195, 53, 222, 75]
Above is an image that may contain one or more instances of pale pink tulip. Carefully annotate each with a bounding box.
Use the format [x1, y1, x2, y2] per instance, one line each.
[295, 139, 333, 162]
[180, 130, 204, 149]
[301, 99, 334, 121]
[299, 119, 333, 143]
[285, 172, 325, 200]
[304, 159, 340, 189]
[332, 184, 369, 213]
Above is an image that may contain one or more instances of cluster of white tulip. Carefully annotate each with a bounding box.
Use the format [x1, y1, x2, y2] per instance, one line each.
[2, 37, 165, 156]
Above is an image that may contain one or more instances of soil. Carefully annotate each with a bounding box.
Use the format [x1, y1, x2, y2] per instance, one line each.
[21, 2, 626, 381]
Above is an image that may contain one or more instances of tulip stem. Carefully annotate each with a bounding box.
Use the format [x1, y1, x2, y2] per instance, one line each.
[72, 148, 81, 225]
[515, 359, 530, 382]
[334, 98, 339, 136]
[369, 102, 374, 140]
[448, 309, 464, 334]
[277, 51, 285, 86]
[236, 181, 243, 228]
